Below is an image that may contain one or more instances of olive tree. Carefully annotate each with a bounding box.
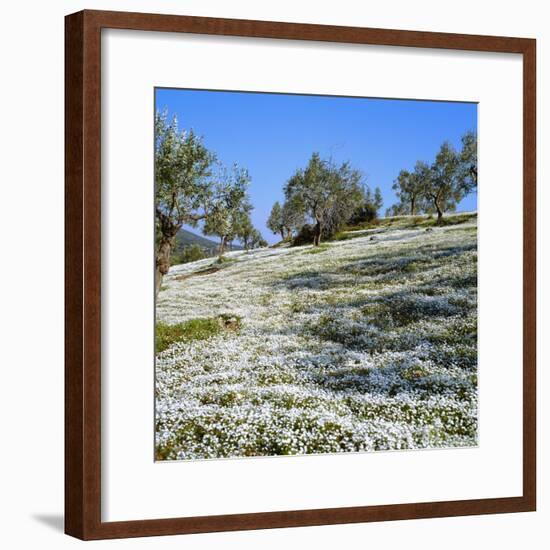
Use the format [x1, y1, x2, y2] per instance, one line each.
[423, 142, 463, 222]
[249, 228, 268, 249]
[155, 111, 215, 295]
[203, 165, 252, 257]
[284, 153, 364, 246]
[389, 131, 476, 222]
[237, 218, 266, 251]
[268, 197, 306, 241]
[392, 161, 429, 216]
[458, 130, 478, 193]
[236, 216, 255, 250]
[281, 195, 306, 239]
[266, 201, 285, 240]
[374, 187, 384, 212]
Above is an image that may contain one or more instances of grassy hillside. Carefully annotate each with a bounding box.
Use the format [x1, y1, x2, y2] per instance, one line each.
[172, 228, 242, 260]
[155, 212, 478, 460]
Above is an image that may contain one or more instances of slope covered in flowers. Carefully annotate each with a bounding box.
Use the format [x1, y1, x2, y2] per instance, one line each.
[155, 213, 478, 460]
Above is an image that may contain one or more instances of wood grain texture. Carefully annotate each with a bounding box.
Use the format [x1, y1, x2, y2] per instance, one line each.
[522, 39, 537, 511]
[64, 9, 537, 540]
[65, 10, 84, 539]
[65, 10, 103, 540]
[84, 9, 533, 52]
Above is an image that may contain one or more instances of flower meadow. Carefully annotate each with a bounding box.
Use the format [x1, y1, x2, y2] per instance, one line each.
[155, 213, 478, 460]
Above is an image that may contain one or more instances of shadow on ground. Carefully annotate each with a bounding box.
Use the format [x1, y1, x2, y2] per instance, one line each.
[32, 514, 64, 533]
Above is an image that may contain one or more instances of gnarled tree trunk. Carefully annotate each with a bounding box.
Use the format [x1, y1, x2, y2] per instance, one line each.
[155, 231, 178, 297]
[313, 221, 322, 246]
[434, 198, 443, 223]
[219, 235, 229, 257]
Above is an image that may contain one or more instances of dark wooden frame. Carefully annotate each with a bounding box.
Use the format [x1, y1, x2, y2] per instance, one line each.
[65, 9, 536, 540]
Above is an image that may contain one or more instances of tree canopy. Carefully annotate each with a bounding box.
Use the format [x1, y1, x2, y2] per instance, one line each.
[266, 201, 285, 240]
[203, 164, 252, 257]
[391, 161, 429, 216]
[389, 131, 477, 221]
[283, 153, 364, 245]
[424, 141, 462, 221]
[155, 111, 264, 291]
[154, 111, 216, 294]
[458, 130, 478, 193]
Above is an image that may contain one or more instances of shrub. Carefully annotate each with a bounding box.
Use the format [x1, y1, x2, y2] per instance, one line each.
[171, 244, 208, 265]
[181, 244, 207, 263]
[292, 221, 347, 247]
[348, 202, 378, 225]
[292, 224, 317, 246]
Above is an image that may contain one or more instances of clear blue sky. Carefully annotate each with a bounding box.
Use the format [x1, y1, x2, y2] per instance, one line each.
[155, 88, 477, 245]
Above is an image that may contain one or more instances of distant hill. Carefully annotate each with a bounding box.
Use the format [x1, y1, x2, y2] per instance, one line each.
[173, 228, 243, 258]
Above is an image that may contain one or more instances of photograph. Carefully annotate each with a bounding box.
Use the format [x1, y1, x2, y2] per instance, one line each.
[154, 88, 479, 461]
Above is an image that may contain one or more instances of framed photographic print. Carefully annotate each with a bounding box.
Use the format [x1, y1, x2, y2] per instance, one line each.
[65, 10, 536, 540]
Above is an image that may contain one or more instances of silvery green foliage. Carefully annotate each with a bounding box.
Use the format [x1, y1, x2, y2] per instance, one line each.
[155, 110, 215, 232]
[267, 201, 284, 238]
[203, 163, 252, 253]
[156, 213, 478, 460]
[426, 142, 463, 217]
[389, 131, 477, 218]
[392, 161, 429, 216]
[154, 111, 217, 292]
[284, 153, 365, 243]
[459, 130, 478, 193]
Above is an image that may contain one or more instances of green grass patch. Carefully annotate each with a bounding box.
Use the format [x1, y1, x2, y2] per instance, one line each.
[401, 366, 430, 381]
[414, 212, 477, 229]
[216, 255, 235, 264]
[305, 244, 330, 255]
[329, 231, 367, 242]
[344, 212, 477, 232]
[156, 314, 242, 353]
